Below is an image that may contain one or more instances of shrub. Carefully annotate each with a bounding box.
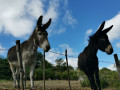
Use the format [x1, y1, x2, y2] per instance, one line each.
[100, 78, 109, 88]
[80, 78, 90, 87]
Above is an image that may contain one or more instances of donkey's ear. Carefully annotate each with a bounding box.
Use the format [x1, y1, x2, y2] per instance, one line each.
[37, 15, 43, 26]
[43, 18, 52, 29]
[103, 25, 113, 33]
[97, 21, 105, 32]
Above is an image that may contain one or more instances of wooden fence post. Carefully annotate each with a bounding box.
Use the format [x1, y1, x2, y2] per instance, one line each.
[114, 54, 120, 80]
[43, 51, 46, 90]
[16, 40, 24, 90]
[65, 49, 72, 90]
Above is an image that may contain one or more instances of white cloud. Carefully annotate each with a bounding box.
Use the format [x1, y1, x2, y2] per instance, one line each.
[44, 0, 59, 23]
[0, 0, 60, 38]
[99, 64, 117, 71]
[57, 28, 66, 34]
[59, 44, 78, 56]
[48, 27, 66, 36]
[107, 64, 117, 71]
[46, 48, 61, 65]
[26, 0, 44, 19]
[86, 29, 93, 36]
[0, 0, 76, 38]
[65, 57, 78, 69]
[63, 10, 77, 25]
[116, 42, 120, 48]
[103, 13, 120, 41]
[0, 45, 6, 55]
[45, 44, 78, 68]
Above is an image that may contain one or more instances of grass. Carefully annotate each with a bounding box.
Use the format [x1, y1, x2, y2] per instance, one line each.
[0, 80, 90, 90]
[0, 80, 118, 90]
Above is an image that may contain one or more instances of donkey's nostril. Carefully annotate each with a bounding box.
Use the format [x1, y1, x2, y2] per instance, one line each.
[45, 45, 50, 52]
[47, 45, 50, 50]
[110, 48, 113, 53]
[107, 48, 113, 55]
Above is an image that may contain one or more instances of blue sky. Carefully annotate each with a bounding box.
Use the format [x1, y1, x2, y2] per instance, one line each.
[0, 0, 120, 69]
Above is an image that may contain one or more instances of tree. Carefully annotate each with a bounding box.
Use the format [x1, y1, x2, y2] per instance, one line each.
[35, 52, 44, 68]
[0, 57, 12, 80]
[55, 58, 64, 66]
[34, 52, 54, 80]
[35, 52, 53, 69]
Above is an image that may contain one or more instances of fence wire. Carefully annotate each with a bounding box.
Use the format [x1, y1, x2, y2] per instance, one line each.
[0, 48, 116, 65]
[0, 48, 120, 89]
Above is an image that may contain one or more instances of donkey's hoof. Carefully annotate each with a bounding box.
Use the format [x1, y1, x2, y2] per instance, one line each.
[14, 86, 17, 88]
[14, 85, 20, 89]
[31, 86, 36, 90]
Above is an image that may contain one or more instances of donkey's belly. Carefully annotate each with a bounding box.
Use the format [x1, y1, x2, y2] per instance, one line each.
[8, 48, 36, 66]
[22, 51, 37, 65]
[7, 46, 18, 62]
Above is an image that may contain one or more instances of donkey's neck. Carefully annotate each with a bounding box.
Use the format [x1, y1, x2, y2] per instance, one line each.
[27, 29, 38, 51]
[87, 40, 98, 58]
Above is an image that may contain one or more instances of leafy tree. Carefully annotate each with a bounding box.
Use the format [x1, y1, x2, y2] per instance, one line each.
[0, 57, 12, 80]
[35, 52, 44, 69]
[0, 52, 76, 81]
[35, 52, 53, 69]
[54, 58, 75, 80]
[34, 52, 54, 80]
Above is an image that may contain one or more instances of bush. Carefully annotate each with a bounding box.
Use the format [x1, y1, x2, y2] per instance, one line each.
[80, 78, 90, 87]
[100, 78, 109, 88]
[0, 57, 12, 80]
[60, 71, 68, 80]
[70, 70, 78, 80]
[34, 68, 43, 80]
[80, 78, 109, 89]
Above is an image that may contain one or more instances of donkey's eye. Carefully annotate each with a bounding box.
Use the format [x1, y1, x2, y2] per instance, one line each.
[100, 38, 105, 41]
[43, 32, 47, 36]
[38, 33, 42, 35]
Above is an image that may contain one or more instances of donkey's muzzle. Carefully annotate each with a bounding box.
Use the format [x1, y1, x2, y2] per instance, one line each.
[105, 44, 113, 55]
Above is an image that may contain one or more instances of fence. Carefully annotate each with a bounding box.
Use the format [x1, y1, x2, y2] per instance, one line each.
[0, 43, 120, 90]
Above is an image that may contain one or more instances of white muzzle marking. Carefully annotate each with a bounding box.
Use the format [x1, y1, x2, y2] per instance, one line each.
[105, 44, 113, 54]
[41, 40, 50, 51]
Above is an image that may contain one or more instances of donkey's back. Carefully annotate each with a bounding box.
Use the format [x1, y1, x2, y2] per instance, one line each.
[78, 46, 98, 72]
[7, 40, 37, 66]
[7, 45, 17, 63]
[7, 16, 52, 89]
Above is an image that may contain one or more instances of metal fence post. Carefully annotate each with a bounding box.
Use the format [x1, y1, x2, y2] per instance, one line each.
[16, 40, 24, 90]
[43, 51, 46, 90]
[114, 54, 120, 80]
[65, 49, 72, 90]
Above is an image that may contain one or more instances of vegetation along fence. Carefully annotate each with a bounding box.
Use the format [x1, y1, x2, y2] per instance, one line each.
[0, 40, 120, 90]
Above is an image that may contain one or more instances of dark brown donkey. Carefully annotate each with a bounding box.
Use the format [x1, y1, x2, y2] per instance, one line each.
[78, 21, 113, 90]
[7, 15, 51, 89]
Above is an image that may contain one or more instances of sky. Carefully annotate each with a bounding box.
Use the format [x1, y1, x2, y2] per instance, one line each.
[0, 0, 120, 70]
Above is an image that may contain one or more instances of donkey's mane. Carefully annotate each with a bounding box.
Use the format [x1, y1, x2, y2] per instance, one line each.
[28, 29, 36, 41]
[88, 34, 95, 42]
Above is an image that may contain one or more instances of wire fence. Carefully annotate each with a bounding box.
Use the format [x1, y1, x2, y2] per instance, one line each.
[0, 48, 116, 65]
[0, 48, 120, 89]
[0, 48, 117, 75]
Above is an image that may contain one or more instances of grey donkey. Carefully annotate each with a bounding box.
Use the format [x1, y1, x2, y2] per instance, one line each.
[7, 15, 51, 89]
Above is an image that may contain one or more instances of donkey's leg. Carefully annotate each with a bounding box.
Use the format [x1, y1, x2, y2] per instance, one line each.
[23, 63, 26, 88]
[16, 67, 20, 88]
[88, 74, 98, 90]
[95, 67, 101, 90]
[9, 64, 17, 88]
[86, 72, 98, 90]
[30, 64, 35, 88]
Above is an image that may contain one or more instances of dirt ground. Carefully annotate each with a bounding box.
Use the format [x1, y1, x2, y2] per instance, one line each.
[0, 80, 114, 90]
